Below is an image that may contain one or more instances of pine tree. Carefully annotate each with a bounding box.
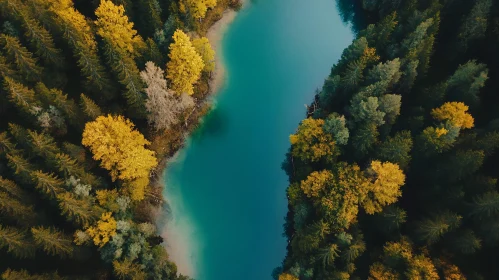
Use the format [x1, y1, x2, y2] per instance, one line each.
[0, 224, 34, 258]
[0, 176, 26, 200]
[0, 54, 17, 78]
[31, 226, 73, 258]
[27, 129, 60, 158]
[31, 170, 65, 199]
[458, 0, 492, 51]
[48, 0, 114, 97]
[2, 269, 65, 280]
[79, 94, 103, 120]
[375, 131, 413, 169]
[469, 191, 499, 219]
[415, 211, 462, 244]
[104, 45, 146, 116]
[57, 192, 101, 227]
[0, 131, 17, 156]
[0, 34, 42, 82]
[3, 77, 40, 116]
[35, 83, 82, 127]
[0, 191, 35, 224]
[6, 153, 34, 184]
[0, 0, 64, 67]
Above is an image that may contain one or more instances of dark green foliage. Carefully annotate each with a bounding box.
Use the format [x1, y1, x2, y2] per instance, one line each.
[281, 0, 499, 278]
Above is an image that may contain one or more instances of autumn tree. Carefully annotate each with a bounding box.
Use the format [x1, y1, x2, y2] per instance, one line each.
[94, 0, 146, 115]
[192, 37, 216, 72]
[166, 29, 204, 95]
[431, 102, 474, 129]
[362, 161, 405, 214]
[95, 0, 145, 55]
[82, 115, 157, 182]
[289, 118, 337, 162]
[86, 212, 117, 247]
[185, 0, 217, 19]
[140, 61, 194, 130]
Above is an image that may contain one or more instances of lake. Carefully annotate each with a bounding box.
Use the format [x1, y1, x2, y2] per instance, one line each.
[161, 0, 353, 279]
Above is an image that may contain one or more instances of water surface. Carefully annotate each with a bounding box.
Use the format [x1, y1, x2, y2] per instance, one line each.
[162, 1, 353, 279]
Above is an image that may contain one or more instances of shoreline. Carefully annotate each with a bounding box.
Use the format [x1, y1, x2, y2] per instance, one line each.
[156, 2, 248, 278]
[207, 1, 248, 94]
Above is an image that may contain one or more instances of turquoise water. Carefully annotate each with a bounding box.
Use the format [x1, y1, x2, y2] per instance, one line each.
[162, 1, 353, 279]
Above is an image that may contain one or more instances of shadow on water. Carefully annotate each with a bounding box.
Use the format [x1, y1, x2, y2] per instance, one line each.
[191, 104, 230, 141]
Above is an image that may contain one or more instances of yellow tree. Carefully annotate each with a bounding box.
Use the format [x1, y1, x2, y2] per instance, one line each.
[278, 273, 299, 280]
[85, 212, 117, 247]
[289, 118, 337, 162]
[94, 0, 145, 55]
[185, 0, 217, 19]
[82, 115, 158, 182]
[362, 161, 405, 214]
[300, 170, 333, 198]
[166, 29, 204, 95]
[431, 102, 474, 129]
[192, 37, 215, 72]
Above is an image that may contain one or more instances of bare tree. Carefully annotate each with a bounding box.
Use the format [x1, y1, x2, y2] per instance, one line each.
[140, 61, 194, 130]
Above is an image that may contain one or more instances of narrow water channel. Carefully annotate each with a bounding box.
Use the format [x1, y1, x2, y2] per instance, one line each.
[161, 1, 353, 279]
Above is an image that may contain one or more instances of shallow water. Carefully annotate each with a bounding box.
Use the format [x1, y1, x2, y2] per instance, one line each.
[161, 1, 353, 279]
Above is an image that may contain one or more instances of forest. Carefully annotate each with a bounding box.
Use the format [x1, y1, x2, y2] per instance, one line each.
[278, 0, 499, 279]
[0, 0, 240, 279]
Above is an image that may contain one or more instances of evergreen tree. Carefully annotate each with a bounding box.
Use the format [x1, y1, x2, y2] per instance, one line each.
[0, 34, 42, 82]
[0, 224, 34, 258]
[79, 94, 103, 120]
[30, 170, 65, 199]
[31, 226, 73, 258]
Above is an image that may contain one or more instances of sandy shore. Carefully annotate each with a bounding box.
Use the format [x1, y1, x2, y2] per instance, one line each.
[159, 3, 247, 278]
[207, 1, 248, 93]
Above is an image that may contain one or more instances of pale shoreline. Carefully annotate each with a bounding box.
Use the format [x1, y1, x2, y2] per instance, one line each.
[207, 1, 248, 93]
[159, 2, 247, 278]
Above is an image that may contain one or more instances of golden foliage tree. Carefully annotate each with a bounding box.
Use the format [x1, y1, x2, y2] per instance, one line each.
[289, 118, 337, 162]
[85, 212, 117, 247]
[192, 37, 216, 72]
[362, 161, 405, 214]
[166, 29, 204, 95]
[431, 102, 474, 129]
[300, 170, 334, 198]
[185, 0, 217, 19]
[82, 115, 157, 182]
[278, 273, 299, 280]
[94, 0, 145, 55]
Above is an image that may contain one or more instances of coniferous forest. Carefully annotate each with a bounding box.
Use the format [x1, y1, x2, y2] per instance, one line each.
[0, 0, 241, 279]
[279, 0, 499, 279]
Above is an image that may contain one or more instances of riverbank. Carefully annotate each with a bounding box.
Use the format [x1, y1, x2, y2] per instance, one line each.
[206, 1, 247, 93]
[152, 2, 247, 278]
